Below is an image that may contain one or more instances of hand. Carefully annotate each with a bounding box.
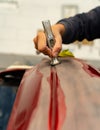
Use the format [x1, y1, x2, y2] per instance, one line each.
[33, 23, 65, 57]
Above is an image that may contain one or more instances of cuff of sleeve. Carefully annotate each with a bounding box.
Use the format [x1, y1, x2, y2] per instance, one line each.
[57, 20, 72, 44]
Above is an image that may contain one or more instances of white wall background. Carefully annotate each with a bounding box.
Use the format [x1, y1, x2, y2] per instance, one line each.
[0, 0, 100, 60]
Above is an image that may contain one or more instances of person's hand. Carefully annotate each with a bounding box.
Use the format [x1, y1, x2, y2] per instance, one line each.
[33, 23, 65, 57]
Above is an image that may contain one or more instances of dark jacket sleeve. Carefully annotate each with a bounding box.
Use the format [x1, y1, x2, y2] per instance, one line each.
[57, 6, 100, 44]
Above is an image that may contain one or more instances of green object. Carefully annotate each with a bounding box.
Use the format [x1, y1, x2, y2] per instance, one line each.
[59, 49, 74, 57]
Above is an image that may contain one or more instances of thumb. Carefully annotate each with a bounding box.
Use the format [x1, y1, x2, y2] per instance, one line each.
[52, 41, 62, 57]
[52, 34, 62, 57]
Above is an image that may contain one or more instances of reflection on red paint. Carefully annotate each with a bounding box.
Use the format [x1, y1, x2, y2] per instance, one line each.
[7, 68, 43, 130]
[48, 68, 58, 130]
[82, 64, 100, 77]
[48, 67, 66, 130]
[74, 58, 100, 78]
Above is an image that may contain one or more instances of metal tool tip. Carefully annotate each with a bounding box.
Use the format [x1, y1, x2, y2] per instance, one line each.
[50, 57, 61, 66]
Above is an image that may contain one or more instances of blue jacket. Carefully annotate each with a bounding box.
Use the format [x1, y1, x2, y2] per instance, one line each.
[57, 6, 100, 44]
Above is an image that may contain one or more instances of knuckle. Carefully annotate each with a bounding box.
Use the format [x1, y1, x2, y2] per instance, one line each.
[56, 45, 62, 51]
[38, 46, 46, 52]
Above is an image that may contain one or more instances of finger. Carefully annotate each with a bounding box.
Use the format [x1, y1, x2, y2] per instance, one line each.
[35, 32, 53, 57]
[33, 36, 38, 49]
[33, 31, 47, 52]
[42, 47, 53, 57]
[37, 32, 47, 51]
[52, 34, 62, 57]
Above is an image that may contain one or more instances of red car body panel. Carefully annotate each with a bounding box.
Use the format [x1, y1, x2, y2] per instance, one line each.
[6, 57, 100, 130]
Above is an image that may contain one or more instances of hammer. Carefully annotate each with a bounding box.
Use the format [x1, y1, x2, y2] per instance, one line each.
[42, 20, 61, 66]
